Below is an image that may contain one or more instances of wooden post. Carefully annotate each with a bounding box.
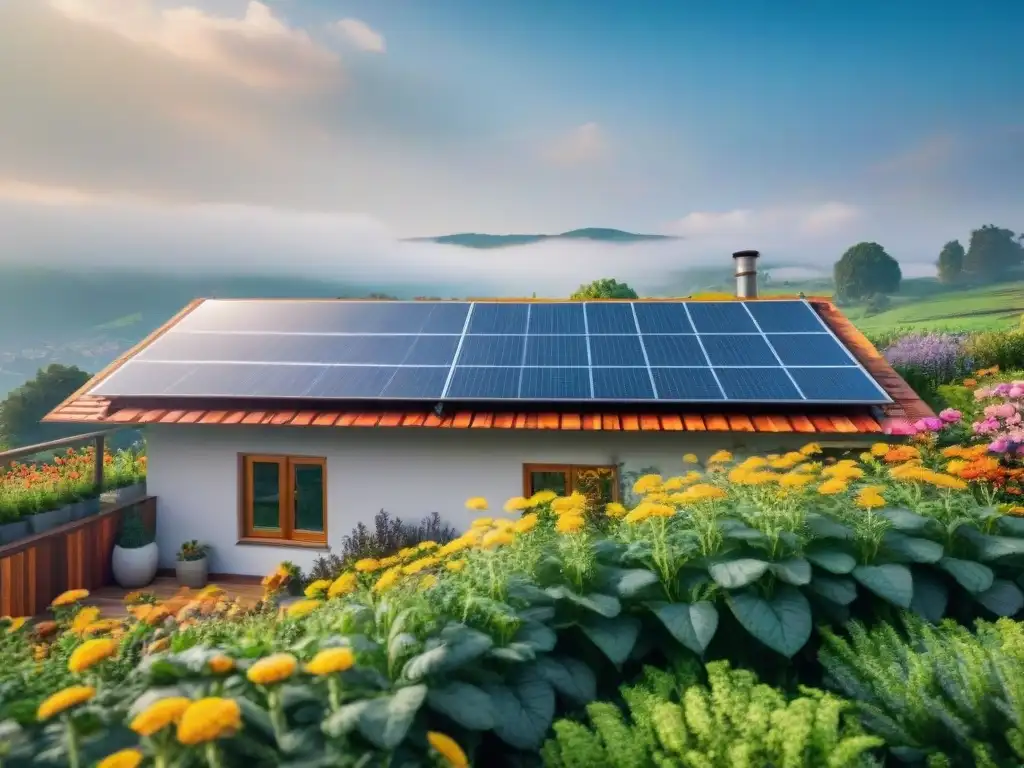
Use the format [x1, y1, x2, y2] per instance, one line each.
[93, 433, 105, 493]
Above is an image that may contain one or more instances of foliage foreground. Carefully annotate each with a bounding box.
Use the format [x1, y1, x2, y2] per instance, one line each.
[5, 441, 1024, 766]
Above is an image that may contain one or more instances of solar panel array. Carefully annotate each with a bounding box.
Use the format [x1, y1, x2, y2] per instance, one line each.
[89, 299, 893, 405]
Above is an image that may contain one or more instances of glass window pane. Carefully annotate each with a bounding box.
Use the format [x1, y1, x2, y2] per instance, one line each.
[251, 461, 281, 530]
[530, 470, 568, 497]
[293, 463, 325, 532]
[573, 467, 616, 513]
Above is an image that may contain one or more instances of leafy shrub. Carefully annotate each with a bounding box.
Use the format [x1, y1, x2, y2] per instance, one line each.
[864, 293, 891, 316]
[117, 511, 153, 549]
[820, 616, 1024, 766]
[965, 331, 1024, 373]
[541, 660, 882, 767]
[883, 333, 973, 403]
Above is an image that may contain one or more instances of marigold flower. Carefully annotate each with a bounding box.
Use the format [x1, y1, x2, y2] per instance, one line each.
[328, 572, 358, 598]
[884, 446, 920, 463]
[354, 558, 381, 572]
[465, 496, 489, 511]
[555, 514, 586, 534]
[38, 685, 95, 720]
[208, 655, 235, 674]
[285, 599, 322, 619]
[97, 749, 143, 768]
[778, 472, 814, 488]
[418, 541, 438, 551]
[427, 731, 469, 767]
[4, 616, 28, 633]
[481, 529, 515, 549]
[84, 619, 123, 636]
[147, 637, 170, 655]
[528, 489, 558, 505]
[303, 580, 331, 598]
[176, 697, 242, 745]
[632, 474, 664, 494]
[504, 496, 531, 512]
[398, 547, 420, 560]
[605, 502, 627, 518]
[682, 453, 699, 464]
[624, 505, 653, 524]
[437, 538, 471, 557]
[707, 450, 733, 464]
[403, 556, 440, 575]
[51, 589, 90, 608]
[419, 574, 439, 590]
[470, 517, 493, 528]
[514, 512, 539, 533]
[678, 484, 728, 503]
[130, 696, 192, 736]
[445, 559, 467, 572]
[247, 653, 297, 685]
[71, 607, 101, 635]
[799, 442, 822, 455]
[379, 555, 400, 568]
[373, 567, 404, 594]
[306, 647, 355, 676]
[68, 637, 118, 673]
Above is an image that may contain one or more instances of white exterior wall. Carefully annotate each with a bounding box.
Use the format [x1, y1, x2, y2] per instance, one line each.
[145, 424, 872, 576]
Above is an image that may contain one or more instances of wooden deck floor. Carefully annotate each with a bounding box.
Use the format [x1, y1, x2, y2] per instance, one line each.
[56, 576, 265, 620]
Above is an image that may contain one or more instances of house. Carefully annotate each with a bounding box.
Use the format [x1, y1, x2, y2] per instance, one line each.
[43, 252, 932, 577]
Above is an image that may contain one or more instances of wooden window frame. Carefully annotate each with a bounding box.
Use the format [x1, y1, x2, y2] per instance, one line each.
[522, 463, 620, 502]
[239, 454, 328, 547]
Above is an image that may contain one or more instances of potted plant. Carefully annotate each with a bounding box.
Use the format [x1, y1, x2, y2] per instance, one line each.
[175, 539, 210, 588]
[0, 510, 29, 545]
[27, 492, 72, 534]
[111, 511, 158, 588]
[101, 448, 147, 506]
[281, 561, 305, 596]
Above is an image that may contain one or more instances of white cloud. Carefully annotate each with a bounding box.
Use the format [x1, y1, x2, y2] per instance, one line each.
[545, 122, 608, 166]
[670, 202, 862, 240]
[333, 18, 386, 54]
[47, 0, 339, 89]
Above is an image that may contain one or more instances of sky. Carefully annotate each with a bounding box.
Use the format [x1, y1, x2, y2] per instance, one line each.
[0, 0, 1021, 294]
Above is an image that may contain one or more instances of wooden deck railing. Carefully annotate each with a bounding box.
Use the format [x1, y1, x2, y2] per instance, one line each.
[0, 496, 156, 617]
[0, 426, 133, 493]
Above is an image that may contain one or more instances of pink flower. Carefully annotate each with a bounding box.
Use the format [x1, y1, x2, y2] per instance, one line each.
[1010, 386, 1024, 398]
[885, 419, 918, 436]
[938, 408, 962, 423]
[994, 403, 1018, 419]
[990, 438, 1010, 453]
[914, 417, 944, 432]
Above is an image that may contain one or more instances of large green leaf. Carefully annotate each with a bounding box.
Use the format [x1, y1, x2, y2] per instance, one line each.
[613, 568, 660, 598]
[354, 685, 428, 750]
[882, 532, 944, 564]
[484, 671, 556, 750]
[997, 516, 1024, 537]
[938, 557, 994, 594]
[805, 547, 856, 574]
[879, 507, 933, 534]
[807, 575, 858, 606]
[725, 585, 812, 658]
[719, 518, 770, 544]
[852, 564, 913, 608]
[805, 513, 855, 540]
[647, 601, 719, 654]
[970, 533, 1024, 562]
[579, 615, 641, 665]
[545, 586, 621, 618]
[534, 656, 597, 705]
[401, 624, 493, 682]
[708, 558, 769, 589]
[769, 558, 812, 586]
[909, 569, 948, 623]
[514, 621, 557, 653]
[426, 682, 495, 731]
[976, 579, 1024, 616]
[388, 633, 419, 669]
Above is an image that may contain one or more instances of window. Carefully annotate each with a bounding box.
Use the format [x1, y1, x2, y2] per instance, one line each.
[522, 464, 619, 512]
[240, 455, 327, 546]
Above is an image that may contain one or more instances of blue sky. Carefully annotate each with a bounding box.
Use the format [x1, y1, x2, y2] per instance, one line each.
[0, 0, 1020, 291]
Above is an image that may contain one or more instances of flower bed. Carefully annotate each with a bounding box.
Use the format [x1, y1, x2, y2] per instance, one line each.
[3, 441, 1024, 766]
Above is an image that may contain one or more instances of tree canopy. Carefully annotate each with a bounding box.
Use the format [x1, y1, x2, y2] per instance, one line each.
[963, 225, 1024, 281]
[937, 240, 965, 284]
[570, 278, 638, 300]
[832, 242, 902, 301]
[0, 364, 91, 449]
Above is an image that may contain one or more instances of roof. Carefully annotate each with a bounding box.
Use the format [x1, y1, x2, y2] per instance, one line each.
[43, 297, 933, 436]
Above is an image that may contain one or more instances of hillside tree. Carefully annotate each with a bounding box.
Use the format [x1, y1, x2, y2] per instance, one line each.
[833, 242, 902, 301]
[964, 225, 1024, 281]
[936, 240, 965, 284]
[570, 278, 638, 300]
[0, 364, 91, 448]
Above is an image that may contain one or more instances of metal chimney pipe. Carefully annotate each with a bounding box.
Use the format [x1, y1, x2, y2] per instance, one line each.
[732, 250, 760, 298]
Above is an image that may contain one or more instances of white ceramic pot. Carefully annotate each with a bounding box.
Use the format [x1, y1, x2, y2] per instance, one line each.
[112, 542, 159, 588]
[176, 556, 209, 589]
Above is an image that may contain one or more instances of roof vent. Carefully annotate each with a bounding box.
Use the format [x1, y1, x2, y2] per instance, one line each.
[732, 250, 760, 299]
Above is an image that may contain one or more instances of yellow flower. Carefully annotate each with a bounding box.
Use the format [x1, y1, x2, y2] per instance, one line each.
[303, 580, 331, 598]
[799, 442, 822, 456]
[555, 514, 586, 534]
[514, 512, 539, 533]
[504, 496, 531, 512]
[855, 490, 886, 510]
[328, 572, 358, 599]
[354, 558, 381, 572]
[419, 574, 439, 590]
[528, 489, 558, 505]
[605, 502, 627, 518]
[870, 442, 890, 456]
[208, 655, 235, 675]
[285, 599, 322, 619]
[471, 517, 493, 528]
[740, 470, 779, 486]
[624, 505, 653, 524]
[51, 589, 90, 608]
[858, 452, 873, 463]
[492, 518, 515, 531]
[778, 472, 814, 488]
[675, 484, 728, 503]
[646, 503, 676, 518]
[418, 541, 438, 551]
[373, 567, 404, 594]
[465, 497, 489, 511]
[438, 537, 472, 557]
[403, 556, 440, 575]
[130, 696, 192, 737]
[5, 616, 28, 634]
[632, 474, 664, 494]
[147, 637, 170, 655]
[445, 559, 467, 572]
[176, 697, 241, 745]
[427, 731, 469, 768]
[817, 478, 848, 495]
[661, 476, 686, 491]
[923, 472, 968, 491]
[70, 607, 101, 635]
[98, 749, 144, 768]
[379, 555, 400, 568]
[739, 456, 769, 470]
[481, 530, 515, 549]
[306, 647, 355, 676]
[68, 638, 118, 673]
[708, 450, 733, 464]
[682, 453, 699, 464]
[398, 547, 420, 560]
[37, 685, 95, 720]
[247, 653, 297, 685]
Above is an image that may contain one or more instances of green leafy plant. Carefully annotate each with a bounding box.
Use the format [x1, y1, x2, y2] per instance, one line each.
[176, 539, 209, 562]
[117, 511, 153, 549]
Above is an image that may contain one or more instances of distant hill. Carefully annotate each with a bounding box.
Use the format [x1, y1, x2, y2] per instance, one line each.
[408, 228, 675, 249]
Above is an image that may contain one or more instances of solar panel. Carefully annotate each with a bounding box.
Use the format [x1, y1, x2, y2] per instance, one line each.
[91, 299, 892, 406]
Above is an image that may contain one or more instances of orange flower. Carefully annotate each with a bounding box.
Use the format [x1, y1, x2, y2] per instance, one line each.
[883, 446, 920, 463]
